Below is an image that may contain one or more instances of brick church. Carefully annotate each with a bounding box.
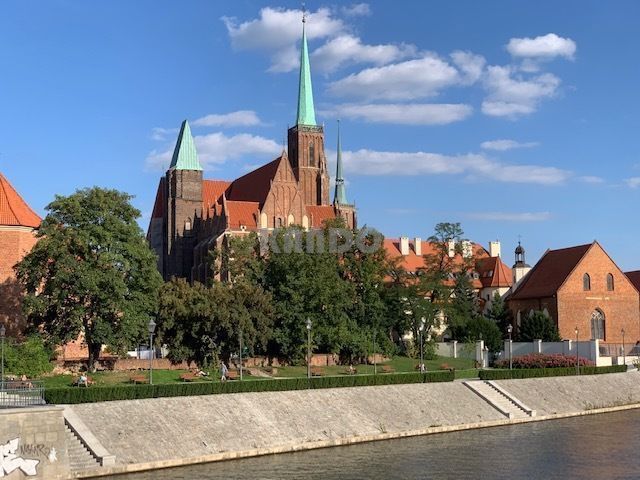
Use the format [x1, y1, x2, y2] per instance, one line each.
[147, 19, 356, 283]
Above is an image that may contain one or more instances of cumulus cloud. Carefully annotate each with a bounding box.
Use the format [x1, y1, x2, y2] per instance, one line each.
[482, 65, 561, 118]
[341, 149, 571, 185]
[342, 3, 371, 17]
[312, 34, 417, 73]
[150, 127, 178, 142]
[626, 177, 640, 188]
[466, 211, 552, 222]
[328, 54, 463, 100]
[450, 51, 486, 85]
[481, 139, 539, 151]
[145, 132, 280, 171]
[577, 176, 605, 184]
[192, 110, 262, 128]
[507, 33, 576, 60]
[321, 103, 472, 125]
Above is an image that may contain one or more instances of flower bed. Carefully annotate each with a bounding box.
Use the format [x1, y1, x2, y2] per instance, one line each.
[495, 353, 593, 369]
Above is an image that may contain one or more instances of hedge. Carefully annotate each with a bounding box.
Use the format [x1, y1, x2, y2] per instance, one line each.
[44, 370, 454, 405]
[479, 365, 626, 380]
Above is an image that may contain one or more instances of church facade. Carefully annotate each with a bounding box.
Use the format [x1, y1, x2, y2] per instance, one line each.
[147, 20, 356, 283]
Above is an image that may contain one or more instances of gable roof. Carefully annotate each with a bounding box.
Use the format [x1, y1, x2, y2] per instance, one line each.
[625, 271, 640, 293]
[476, 256, 513, 288]
[0, 173, 41, 228]
[203, 180, 231, 209]
[150, 178, 166, 220]
[306, 205, 336, 228]
[509, 243, 592, 300]
[224, 200, 260, 229]
[226, 157, 282, 205]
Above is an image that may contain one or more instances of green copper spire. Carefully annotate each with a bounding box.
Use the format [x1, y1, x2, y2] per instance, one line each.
[169, 120, 202, 171]
[296, 18, 317, 126]
[334, 120, 348, 205]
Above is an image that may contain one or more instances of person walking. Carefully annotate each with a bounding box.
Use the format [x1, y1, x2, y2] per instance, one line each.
[220, 362, 228, 382]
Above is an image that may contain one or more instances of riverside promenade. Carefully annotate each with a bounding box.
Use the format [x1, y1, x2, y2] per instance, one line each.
[51, 371, 640, 478]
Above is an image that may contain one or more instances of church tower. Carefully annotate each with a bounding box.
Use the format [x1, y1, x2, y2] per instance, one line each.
[512, 241, 531, 288]
[287, 14, 330, 206]
[164, 120, 203, 280]
[333, 120, 356, 228]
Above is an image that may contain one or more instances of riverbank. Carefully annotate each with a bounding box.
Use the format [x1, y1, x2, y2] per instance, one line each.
[62, 371, 640, 478]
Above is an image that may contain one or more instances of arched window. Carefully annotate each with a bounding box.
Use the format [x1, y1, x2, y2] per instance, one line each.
[542, 308, 550, 318]
[590, 309, 605, 340]
[309, 141, 315, 166]
[516, 310, 522, 327]
[583, 273, 591, 291]
[606, 273, 614, 291]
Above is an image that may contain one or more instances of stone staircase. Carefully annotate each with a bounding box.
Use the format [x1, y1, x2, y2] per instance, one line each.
[64, 425, 101, 472]
[463, 380, 536, 419]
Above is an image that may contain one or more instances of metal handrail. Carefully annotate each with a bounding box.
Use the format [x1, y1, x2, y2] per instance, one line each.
[0, 379, 45, 408]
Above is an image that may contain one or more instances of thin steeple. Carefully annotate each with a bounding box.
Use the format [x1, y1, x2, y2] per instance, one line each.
[169, 120, 202, 171]
[296, 13, 317, 126]
[334, 120, 348, 205]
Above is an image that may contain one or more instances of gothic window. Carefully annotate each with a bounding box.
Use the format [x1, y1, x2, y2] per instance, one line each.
[606, 273, 614, 291]
[590, 309, 606, 340]
[277, 217, 283, 227]
[516, 310, 522, 327]
[309, 141, 315, 166]
[583, 273, 591, 291]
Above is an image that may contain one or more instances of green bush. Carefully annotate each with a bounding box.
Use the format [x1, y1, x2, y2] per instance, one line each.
[479, 365, 626, 380]
[3, 335, 54, 378]
[44, 370, 454, 405]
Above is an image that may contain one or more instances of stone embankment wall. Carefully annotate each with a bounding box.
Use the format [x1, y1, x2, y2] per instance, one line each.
[64, 372, 640, 478]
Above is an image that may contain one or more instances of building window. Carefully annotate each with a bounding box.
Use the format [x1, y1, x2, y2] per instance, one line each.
[590, 309, 606, 340]
[516, 310, 522, 327]
[309, 141, 315, 166]
[583, 273, 591, 291]
[606, 273, 614, 291]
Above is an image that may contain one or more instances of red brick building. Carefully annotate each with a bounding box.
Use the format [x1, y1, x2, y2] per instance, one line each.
[0, 173, 41, 337]
[507, 242, 640, 343]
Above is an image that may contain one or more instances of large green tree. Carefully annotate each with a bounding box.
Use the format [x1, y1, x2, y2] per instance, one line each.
[517, 311, 561, 342]
[15, 188, 162, 371]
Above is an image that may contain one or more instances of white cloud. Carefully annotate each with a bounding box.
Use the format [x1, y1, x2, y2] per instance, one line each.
[321, 103, 472, 125]
[222, 7, 344, 72]
[507, 33, 576, 60]
[626, 177, 640, 188]
[577, 176, 605, 184]
[341, 149, 571, 185]
[482, 65, 561, 118]
[467, 211, 552, 222]
[328, 54, 463, 100]
[192, 110, 262, 128]
[312, 34, 417, 73]
[342, 3, 371, 17]
[450, 51, 486, 85]
[150, 127, 178, 142]
[145, 132, 280, 171]
[481, 139, 539, 151]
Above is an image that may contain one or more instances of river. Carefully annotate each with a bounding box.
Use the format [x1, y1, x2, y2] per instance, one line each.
[105, 410, 640, 479]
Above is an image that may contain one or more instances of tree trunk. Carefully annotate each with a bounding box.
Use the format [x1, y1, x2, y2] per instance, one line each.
[87, 342, 102, 373]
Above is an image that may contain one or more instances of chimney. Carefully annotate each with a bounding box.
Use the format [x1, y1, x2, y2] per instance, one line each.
[447, 239, 456, 258]
[462, 240, 473, 259]
[400, 236, 409, 255]
[414, 237, 422, 256]
[489, 241, 501, 258]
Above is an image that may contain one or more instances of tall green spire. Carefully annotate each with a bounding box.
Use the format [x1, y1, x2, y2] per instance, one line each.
[169, 120, 202, 171]
[334, 120, 348, 205]
[296, 18, 317, 126]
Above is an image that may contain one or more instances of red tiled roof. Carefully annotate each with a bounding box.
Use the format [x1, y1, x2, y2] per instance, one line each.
[150, 178, 166, 219]
[476, 256, 513, 288]
[509, 243, 592, 300]
[306, 205, 336, 228]
[625, 271, 640, 293]
[225, 200, 259, 229]
[226, 157, 281, 205]
[203, 180, 231, 209]
[0, 173, 41, 228]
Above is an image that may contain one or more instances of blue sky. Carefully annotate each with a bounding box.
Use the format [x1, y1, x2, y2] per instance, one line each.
[1, 1, 639, 269]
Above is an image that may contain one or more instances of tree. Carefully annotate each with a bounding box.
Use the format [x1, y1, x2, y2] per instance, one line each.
[462, 317, 503, 353]
[15, 188, 162, 371]
[517, 311, 561, 342]
[485, 292, 512, 335]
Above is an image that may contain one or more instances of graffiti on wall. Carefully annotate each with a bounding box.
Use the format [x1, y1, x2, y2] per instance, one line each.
[0, 438, 40, 476]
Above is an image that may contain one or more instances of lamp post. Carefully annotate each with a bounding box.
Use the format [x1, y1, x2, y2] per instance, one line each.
[373, 328, 377, 376]
[575, 326, 579, 375]
[0, 324, 5, 391]
[306, 318, 312, 379]
[622, 328, 626, 367]
[148, 318, 156, 385]
[419, 317, 426, 373]
[239, 330, 243, 381]
[507, 324, 513, 370]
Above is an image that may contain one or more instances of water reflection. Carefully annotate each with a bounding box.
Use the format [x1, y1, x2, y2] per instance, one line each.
[106, 410, 640, 480]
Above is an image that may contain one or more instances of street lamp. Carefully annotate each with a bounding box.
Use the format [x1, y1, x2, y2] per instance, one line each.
[419, 317, 426, 373]
[373, 328, 377, 376]
[622, 328, 626, 367]
[575, 326, 579, 375]
[507, 324, 513, 370]
[0, 324, 5, 391]
[148, 318, 156, 385]
[239, 330, 243, 381]
[306, 318, 312, 380]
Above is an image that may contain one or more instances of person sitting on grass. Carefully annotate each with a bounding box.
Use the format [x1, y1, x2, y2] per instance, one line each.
[78, 373, 88, 387]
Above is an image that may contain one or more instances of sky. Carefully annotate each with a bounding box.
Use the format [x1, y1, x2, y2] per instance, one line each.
[1, 1, 639, 269]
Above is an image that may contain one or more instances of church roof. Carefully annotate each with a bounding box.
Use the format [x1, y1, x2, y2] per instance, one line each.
[333, 120, 348, 205]
[203, 180, 232, 208]
[306, 205, 336, 228]
[226, 157, 282, 205]
[476, 256, 513, 288]
[0, 173, 41, 228]
[296, 20, 316, 126]
[169, 120, 202, 171]
[509, 243, 592, 300]
[625, 270, 640, 293]
[224, 200, 260, 229]
[150, 178, 166, 220]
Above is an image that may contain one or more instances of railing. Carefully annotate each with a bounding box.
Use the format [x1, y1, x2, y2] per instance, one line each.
[0, 380, 45, 408]
[598, 343, 640, 357]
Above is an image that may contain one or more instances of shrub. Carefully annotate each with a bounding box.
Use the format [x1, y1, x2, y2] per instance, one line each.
[516, 311, 561, 342]
[3, 335, 54, 378]
[495, 353, 593, 369]
[479, 365, 626, 380]
[44, 370, 454, 405]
